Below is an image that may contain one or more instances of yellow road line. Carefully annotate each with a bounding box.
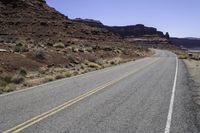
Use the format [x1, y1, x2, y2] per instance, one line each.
[3, 58, 159, 133]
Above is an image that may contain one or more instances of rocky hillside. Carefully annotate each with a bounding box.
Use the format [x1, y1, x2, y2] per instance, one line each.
[0, 0, 171, 73]
[0, 0, 178, 93]
[0, 0, 118, 45]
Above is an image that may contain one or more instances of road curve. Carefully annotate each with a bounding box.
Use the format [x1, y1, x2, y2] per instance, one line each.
[0, 50, 200, 133]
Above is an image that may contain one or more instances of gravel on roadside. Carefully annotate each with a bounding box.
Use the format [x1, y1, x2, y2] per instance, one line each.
[184, 59, 200, 105]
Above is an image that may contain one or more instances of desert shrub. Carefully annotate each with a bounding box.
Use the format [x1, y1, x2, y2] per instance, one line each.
[44, 76, 54, 83]
[14, 45, 21, 52]
[47, 42, 53, 47]
[178, 52, 188, 59]
[35, 49, 45, 60]
[54, 68, 66, 73]
[0, 73, 12, 84]
[23, 81, 36, 87]
[72, 47, 79, 52]
[55, 74, 65, 80]
[19, 68, 27, 77]
[39, 67, 47, 74]
[86, 62, 100, 68]
[110, 60, 116, 65]
[47, 77, 54, 81]
[14, 43, 28, 53]
[84, 46, 93, 53]
[73, 71, 79, 76]
[68, 56, 80, 64]
[3, 84, 16, 92]
[0, 79, 8, 87]
[20, 45, 29, 52]
[64, 71, 72, 77]
[11, 74, 24, 84]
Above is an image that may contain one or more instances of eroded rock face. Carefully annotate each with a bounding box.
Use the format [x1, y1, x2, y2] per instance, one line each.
[107, 24, 164, 38]
[74, 19, 168, 39]
[74, 19, 171, 45]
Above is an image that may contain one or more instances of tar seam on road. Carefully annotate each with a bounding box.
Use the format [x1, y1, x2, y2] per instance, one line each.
[3, 59, 159, 133]
[164, 57, 178, 133]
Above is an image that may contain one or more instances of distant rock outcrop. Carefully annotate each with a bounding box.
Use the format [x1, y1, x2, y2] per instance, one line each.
[74, 18, 170, 44]
[74, 18, 168, 39]
[171, 38, 200, 50]
[74, 18, 104, 28]
[107, 24, 165, 38]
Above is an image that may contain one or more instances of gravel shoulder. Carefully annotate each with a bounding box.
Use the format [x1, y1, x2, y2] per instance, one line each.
[184, 59, 200, 105]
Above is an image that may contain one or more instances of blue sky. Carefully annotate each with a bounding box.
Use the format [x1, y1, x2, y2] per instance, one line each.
[46, 0, 200, 38]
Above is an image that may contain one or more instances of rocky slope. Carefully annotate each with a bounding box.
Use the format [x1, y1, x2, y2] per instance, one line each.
[0, 0, 117, 45]
[0, 0, 132, 72]
[0, 0, 176, 93]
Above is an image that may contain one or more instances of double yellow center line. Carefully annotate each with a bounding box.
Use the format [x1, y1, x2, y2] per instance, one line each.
[3, 58, 159, 133]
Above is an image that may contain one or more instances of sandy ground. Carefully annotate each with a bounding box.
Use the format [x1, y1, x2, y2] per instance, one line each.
[184, 59, 200, 105]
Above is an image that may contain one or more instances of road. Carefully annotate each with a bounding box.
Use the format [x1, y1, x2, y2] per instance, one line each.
[0, 50, 200, 133]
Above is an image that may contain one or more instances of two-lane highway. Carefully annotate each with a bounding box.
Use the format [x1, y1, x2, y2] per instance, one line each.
[0, 50, 200, 133]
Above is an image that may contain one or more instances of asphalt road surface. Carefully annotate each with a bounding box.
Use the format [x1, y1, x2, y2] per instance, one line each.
[1, 50, 200, 133]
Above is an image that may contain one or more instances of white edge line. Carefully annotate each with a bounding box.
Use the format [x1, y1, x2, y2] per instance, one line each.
[164, 56, 178, 133]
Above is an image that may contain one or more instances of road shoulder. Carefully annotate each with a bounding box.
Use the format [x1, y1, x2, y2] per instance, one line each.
[184, 59, 200, 105]
[171, 59, 200, 132]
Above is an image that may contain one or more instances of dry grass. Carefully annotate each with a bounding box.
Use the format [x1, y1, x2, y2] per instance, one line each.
[0, 72, 18, 93]
[175, 50, 200, 60]
[109, 57, 123, 65]
[3, 84, 16, 92]
[178, 52, 189, 59]
[64, 71, 72, 77]
[87, 62, 100, 68]
[44, 76, 54, 83]
[55, 74, 65, 80]
[0, 56, 133, 94]
[22, 69, 73, 88]
[84, 60, 100, 69]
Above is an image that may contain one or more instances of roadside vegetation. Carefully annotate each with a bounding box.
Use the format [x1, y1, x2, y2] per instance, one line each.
[175, 50, 200, 60]
[0, 68, 27, 93]
[0, 57, 138, 94]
